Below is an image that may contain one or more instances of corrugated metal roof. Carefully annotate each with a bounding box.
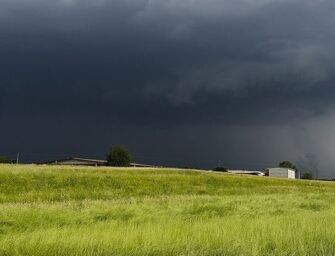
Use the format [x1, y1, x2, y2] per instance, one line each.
[36, 157, 160, 167]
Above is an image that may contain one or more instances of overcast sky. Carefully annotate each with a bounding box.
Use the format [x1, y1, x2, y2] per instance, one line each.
[1, 0, 335, 177]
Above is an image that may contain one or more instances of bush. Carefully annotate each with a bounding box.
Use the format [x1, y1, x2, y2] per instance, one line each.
[301, 172, 313, 180]
[0, 156, 13, 164]
[213, 167, 228, 172]
[106, 146, 132, 167]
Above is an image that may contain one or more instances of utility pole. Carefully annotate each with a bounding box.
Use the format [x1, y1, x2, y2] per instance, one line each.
[16, 152, 20, 164]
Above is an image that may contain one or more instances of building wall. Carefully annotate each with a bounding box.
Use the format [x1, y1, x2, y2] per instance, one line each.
[287, 169, 296, 179]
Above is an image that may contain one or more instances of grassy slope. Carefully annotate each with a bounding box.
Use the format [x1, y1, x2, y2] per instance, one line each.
[0, 165, 334, 255]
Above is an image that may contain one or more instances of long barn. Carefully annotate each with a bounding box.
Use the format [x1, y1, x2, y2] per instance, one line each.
[41, 158, 107, 166]
[38, 157, 159, 168]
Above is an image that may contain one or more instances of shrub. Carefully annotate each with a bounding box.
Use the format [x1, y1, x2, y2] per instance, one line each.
[301, 172, 313, 180]
[0, 156, 13, 164]
[213, 167, 228, 172]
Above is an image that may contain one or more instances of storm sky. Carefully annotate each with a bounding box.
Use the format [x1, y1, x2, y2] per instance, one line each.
[1, 0, 335, 177]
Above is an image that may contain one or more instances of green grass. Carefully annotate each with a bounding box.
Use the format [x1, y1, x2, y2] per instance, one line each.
[0, 164, 334, 255]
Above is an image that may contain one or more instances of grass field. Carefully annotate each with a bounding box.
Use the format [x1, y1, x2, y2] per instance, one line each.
[0, 165, 334, 255]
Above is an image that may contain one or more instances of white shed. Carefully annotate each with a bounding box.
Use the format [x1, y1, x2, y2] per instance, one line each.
[267, 167, 296, 179]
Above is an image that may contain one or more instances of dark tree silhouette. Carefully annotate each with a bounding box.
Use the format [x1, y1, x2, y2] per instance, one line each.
[279, 161, 297, 171]
[106, 146, 132, 167]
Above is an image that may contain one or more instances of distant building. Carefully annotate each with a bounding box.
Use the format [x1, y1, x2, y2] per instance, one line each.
[39, 157, 107, 166]
[227, 170, 265, 176]
[266, 167, 296, 179]
[130, 163, 159, 168]
[37, 157, 160, 168]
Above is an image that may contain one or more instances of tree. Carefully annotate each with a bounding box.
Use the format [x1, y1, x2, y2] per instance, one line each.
[0, 156, 12, 164]
[279, 161, 297, 171]
[301, 172, 313, 180]
[106, 146, 132, 167]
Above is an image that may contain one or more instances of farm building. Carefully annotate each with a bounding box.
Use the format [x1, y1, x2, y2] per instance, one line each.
[37, 157, 159, 168]
[227, 170, 265, 176]
[40, 158, 107, 166]
[266, 167, 296, 179]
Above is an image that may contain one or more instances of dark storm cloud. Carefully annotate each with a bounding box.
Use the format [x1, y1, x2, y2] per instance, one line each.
[1, 0, 335, 177]
[1, 0, 334, 122]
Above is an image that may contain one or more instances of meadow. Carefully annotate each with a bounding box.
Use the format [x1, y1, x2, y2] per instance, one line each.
[0, 164, 334, 255]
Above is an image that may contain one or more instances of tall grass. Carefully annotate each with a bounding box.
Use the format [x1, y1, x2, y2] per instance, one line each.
[0, 164, 334, 255]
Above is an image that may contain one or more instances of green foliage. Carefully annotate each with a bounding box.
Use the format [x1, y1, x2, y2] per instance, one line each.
[279, 160, 297, 170]
[301, 172, 313, 180]
[0, 165, 334, 255]
[106, 146, 132, 167]
[0, 156, 12, 164]
[213, 167, 228, 172]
